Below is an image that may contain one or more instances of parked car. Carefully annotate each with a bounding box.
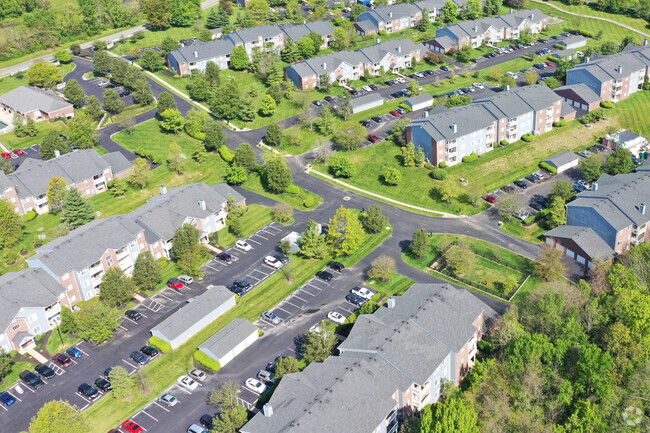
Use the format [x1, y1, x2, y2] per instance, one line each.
[53, 353, 72, 367]
[245, 378, 268, 394]
[262, 311, 282, 325]
[473, 82, 485, 89]
[200, 414, 216, 429]
[217, 252, 233, 262]
[78, 383, 99, 400]
[362, 85, 372, 92]
[1, 152, 11, 158]
[13, 149, 24, 156]
[104, 367, 113, 378]
[440, 65, 450, 71]
[371, 116, 383, 123]
[140, 346, 159, 358]
[257, 369, 276, 384]
[177, 375, 199, 390]
[228, 285, 245, 296]
[313, 100, 322, 106]
[389, 109, 400, 116]
[530, 202, 545, 212]
[349, 89, 359, 96]
[21, 370, 45, 389]
[158, 393, 179, 407]
[573, 183, 586, 192]
[396, 107, 406, 114]
[369, 84, 379, 90]
[273, 253, 290, 264]
[327, 311, 346, 324]
[189, 368, 207, 382]
[130, 351, 148, 365]
[264, 255, 282, 269]
[525, 175, 539, 183]
[125, 310, 142, 321]
[360, 119, 371, 127]
[188, 425, 209, 433]
[368, 133, 380, 143]
[66, 347, 83, 359]
[482, 195, 496, 203]
[167, 278, 184, 290]
[324, 96, 335, 103]
[346, 293, 367, 307]
[178, 275, 193, 285]
[94, 377, 112, 392]
[328, 261, 345, 272]
[500, 185, 515, 193]
[577, 150, 590, 158]
[233, 279, 251, 290]
[35, 364, 55, 379]
[316, 270, 333, 281]
[0, 392, 16, 406]
[545, 61, 553, 66]
[513, 210, 530, 221]
[351, 286, 374, 300]
[514, 180, 528, 189]
[119, 90, 132, 97]
[122, 420, 144, 433]
[235, 240, 252, 251]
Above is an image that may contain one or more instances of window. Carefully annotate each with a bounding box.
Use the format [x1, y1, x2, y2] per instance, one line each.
[66, 284, 73, 292]
[106, 256, 114, 267]
[32, 326, 41, 335]
[12, 324, 20, 331]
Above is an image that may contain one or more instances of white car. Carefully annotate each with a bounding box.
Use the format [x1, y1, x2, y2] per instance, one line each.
[473, 82, 484, 89]
[177, 375, 199, 390]
[158, 393, 179, 407]
[362, 85, 372, 92]
[245, 378, 268, 394]
[327, 311, 346, 324]
[187, 424, 208, 433]
[351, 287, 374, 300]
[264, 255, 282, 269]
[505, 71, 517, 78]
[188, 368, 206, 382]
[578, 150, 590, 158]
[178, 275, 193, 285]
[235, 240, 252, 251]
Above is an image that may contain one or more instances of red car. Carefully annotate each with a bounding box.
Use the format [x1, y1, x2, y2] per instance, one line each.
[1, 152, 11, 158]
[545, 61, 553, 66]
[368, 134, 380, 143]
[122, 420, 144, 433]
[13, 149, 24, 156]
[482, 195, 496, 203]
[389, 110, 400, 116]
[53, 353, 72, 367]
[167, 278, 184, 290]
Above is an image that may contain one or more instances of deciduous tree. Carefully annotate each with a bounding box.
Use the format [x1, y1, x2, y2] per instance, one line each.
[234, 143, 257, 171]
[605, 147, 633, 175]
[327, 207, 364, 256]
[213, 406, 248, 433]
[160, 109, 185, 133]
[302, 320, 337, 363]
[108, 366, 133, 400]
[67, 114, 99, 149]
[63, 188, 94, 229]
[29, 400, 89, 433]
[85, 96, 104, 121]
[204, 122, 227, 151]
[546, 196, 566, 229]
[275, 356, 300, 378]
[139, 49, 164, 71]
[0, 199, 23, 248]
[161, 37, 180, 54]
[143, 0, 172, 29]
[334, 121, 365, 150]
[157, 92, 177, 114]
[328, 155, 356, 178]
[410, 228, 430, 259]
[442, 0, 459, 23]
[550, 180, 576, 202]
[74, 301, 121, 344]
[171, 223, 206, 276]
[383, 166, 402, 185]
[299, 220, 328, 259]
[209, 380, 240, 410]
[273, 202, 293, 223]
[129, 158, 151, 189]
[533, 245, 567, 281]
[230, 45, 250, 70]
[99, 267, 135, 307]
[264, 154, 293, 193]
[495, 192, 519, 220]
[64, 79, 86, 107]
[40, 132, 70, 160]
[581, 153, 604, 181]
[368, 256, 396, 282]
[47, 177, 68, 212]
[225, 164, 248, 185]
[103, 88, 124, 116]
[28, 61, 62, 88]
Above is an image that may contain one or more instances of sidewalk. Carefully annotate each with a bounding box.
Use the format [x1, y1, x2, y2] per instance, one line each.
[26, 347, 49, 364]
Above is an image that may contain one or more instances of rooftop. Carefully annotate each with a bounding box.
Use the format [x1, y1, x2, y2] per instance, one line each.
[199, 318, 258, 359]
[544, 151, 579, 168]
[0, 86, 72, 114]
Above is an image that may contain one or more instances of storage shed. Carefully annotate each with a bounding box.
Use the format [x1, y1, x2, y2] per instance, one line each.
[557, 35, 587, 50]
[198, 319, 259, 367]
[150, 285, 236, 350]
[403, 93, 434, 112]
[543, 151, 580, 173]
[351, 93, 384, 114]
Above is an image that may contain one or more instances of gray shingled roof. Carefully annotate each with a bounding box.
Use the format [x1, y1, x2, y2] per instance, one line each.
[410, 104, 496, 142]
[544, 151, 579, 169]
[169, 39, 235, 64]
[359, 3, 421, 24]
[351, 93, 384, 109]
[355, 20, 379, 34]
[558, 35, 587, 47]
[545, 225, 615, 260]
[476, 84, 560, 116]
[437, 9, 547, 41]
[226, 24, 284, 45]
[428, 35, 456, 50]
[359, 38, 420, 63]
[100, 152, 132, 175]
[556, 83, 601, 104]
[569, 45, 650, 83]
[150, 286, 234, 342]
[278, 21, 333, 42]
[0, 268, 63, 330]
[199, 318, 257, 359]
[0, 86, 72, 114]
[404, 93, 434, 107]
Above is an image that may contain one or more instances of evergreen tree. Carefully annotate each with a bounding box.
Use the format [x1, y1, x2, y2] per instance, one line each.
[99, 267, 136, 307]
[40, 132, 71, 160]
[193, 142, 209, 163]
[484, 0, 501, 14]
[417, 8, 430, 31]
[299, 220, 328, 259]
[204, 122, 227, 151]
[281, 37, 300, 63]
[239, 96, 256, 122]
[225, 164, 248, 185]
[259, 94, 276, 116]
[205, 61, 221, 87]
[161, 37, 180, 54]
[363, 204, 388, 234]
[132, 251, 163, 290]
[265, 123, 282, 147]
[230, 45, 250, 70]
[210, 82, 241, 120]
[63, 188, 94, 229]
[64, 79, 86, 107]
[546, 196, 566, 229]
[157, 92, 177, 114]
[85, 95, 104, 121]
[442, 0, 459, 23]
[0, 198, 24, 248]
[133, 79, 154, 105]
[59, 306, 77, 334]
[206, 8, 221, 28]
[409, 228, 429, 259]
[264, 154, 293, 193]
[234, 143, 257, 172]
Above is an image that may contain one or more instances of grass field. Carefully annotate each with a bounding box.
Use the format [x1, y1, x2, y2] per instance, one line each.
[0, 361, 35, 392]
[0, 62, 75, 95]
[500, 220, 546, 244]
[366, 273, 416, 298]
[100, 103, 156, 128]
[218, 204, 274, 247]
[0, 119, 68, 151]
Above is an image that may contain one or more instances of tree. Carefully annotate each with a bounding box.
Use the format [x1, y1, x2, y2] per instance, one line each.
[484, 0, 501, 14]
[368, 256, 396, 282]
[225, 164, 248, 185]
[258, 94, 277, 116]
[28, 61, 62, 88]
[184, 109, 210, 138]
[74, 301, 121, 344]
[171, 224, 206, 276]
[160, 109, 185, 133]
[281, 38, 300, 63]
[297, 36, 317, 59]
[442, 0, 459, 23]
[406, 78, 421, 96]
[533, 245, 567, 281]
[550, 181, 576, 202]
[103, 88, 124, 116]
[63, 188, 94, 229]
[161, 37, 180, 54]
[338, 91, 354, 121]
[47, 177, 68, 213]
[314, 105, 335, 134]
[230, 45, 250, 70]
[494, 192, 519, 220]
[0, 349, 12, 380]
[328, 155, 356, 178]
[302, 320, 337, 363]
[410, 228, 430, 259]
[443, 244, 473, 275]
[29, 400, 89, 433]
[319, 73, 332, 90]
[581, 153, 604, 181]
[192, 142, 208, 163]
[264, 154, 293, 193]
[67, 114, 99, 149]
[327, 207, 364, 256]
[64, 79, 86, 107]
[392, 118, 412, 147]
[93, 50, 113, 76]
[165, 143, 184, 174]
[350, 3, 365, 20]
[273, 202, 293, 223]
[0, 158, 16, 175]
[157, 92, 177, 114]
[54, 48, 73, 64]
[299, 220, 328, 259]
[265, 123, 282, 147]
[133, 79, 155, 106]
[108, 366, 133, 400]
[40, 131, 70, 160]
[85, 95, 104, 121]
[205, 61, 221, 87]
[0, 199, 23, 248]
[334, 121, 365, 151]
[204, 122, 227, 151]
[99, 267, 135, 307]
[362, 205, 387, 234]
[417, 8, 430, 31]
[139, 49, 164, 71]
[462, 0, 482, 19]
[209, 380, 240, 410]
[383, 166, 402, 185]
[234, 143, 257, 172]
[605, 147, 633, 175]
[129, 158, 151, 189]
[524, 69, 539, 85]
[238, 96, 256, 122]
[213, 406, 248, 433]
[206, 7, 221, 29]
[110, 177, 128, 197]
[546, 196, 566, 229]
[59, 306, 76, 335]
[544, 76, 559, 89]
[143, 0, 172, 29]
[425, 396, 479, 433]
[275, 356, 300, 378]
[248, 0, 270, 22]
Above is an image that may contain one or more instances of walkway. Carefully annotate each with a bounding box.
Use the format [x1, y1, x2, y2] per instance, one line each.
[26, 347, 48, 364]
[531, 0, 650, 37]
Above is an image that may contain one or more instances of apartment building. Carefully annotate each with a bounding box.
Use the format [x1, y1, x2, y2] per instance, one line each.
[566, 43, 650, 102]
[554, 83, 602, 112]
[407, 85, 571, 166]
[0, 149, 131, 215]
[242, 283, 494, 433]
[602, 129, 648, 157]
[545, 161, 650, 268]
[0, 86, 74, 125]
[285, 38, 422, 89]
[425, 9, 549, 53]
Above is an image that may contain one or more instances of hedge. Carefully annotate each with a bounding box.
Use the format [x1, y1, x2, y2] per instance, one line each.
[600, 100, 613, 108]
[22, 210, 37, 222]
[194, 350, 221, 372]
[552, 119, 567, 127]
[186, 129, 206, 141]
[303, 197, 315, 208]
[148, 336, 172, 353]
[423, 162, 434, 170]
[218, 145, 235, 163]
[500, 139, 508, 146]
[539, 161, 557, 174]
[521, 133, 534, 143]
[285, 184, 300, 194]
[462, 152, 478, 163]
[398, 103, 412, 112]
[430, 168, 447, 180]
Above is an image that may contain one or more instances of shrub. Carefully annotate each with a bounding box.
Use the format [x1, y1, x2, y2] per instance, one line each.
[303, 197, 315, 208]
[149, 336, 172, 353]
[423, 162, 434, 170]
[333, 80, 340, 87]
[285, 184, 301, 194]
[194, 350, 221, 372]
[22, 210, 37, 222]
[523, 215, 535, 224]
[258, 329, 264, 337]
[500, 139, 508, 146]
[430, 168, 447, 180]
[398, 103, 412, 112]
[438, 161, 447, 168]
[539, 161, 557, 174]
[186, 129, 206, 141]
[218, 145, 235, 163]
[35, 334, 43, 342]
[552, 119, 567, 127]
[9, 350, 18, 358]
[157, 257, 169, 268]
[521, 133, 534, 143]
[462, 152, 478, 163]
[600, 100, 613, 108]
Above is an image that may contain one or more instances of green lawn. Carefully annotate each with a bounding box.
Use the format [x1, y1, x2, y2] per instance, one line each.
[100, 103, 156, 128]
[366, 273, 416, 298]
[44, 330, 81, 357]
[608, 90, 650, 137]
[0, 361, 35, 392]
[0, 119, 68, 151]
[0, 62, 75, 95]
[242, 172, 322, 210]
[500, 220, 546, 244]
[111, 28, 202, 56]
[217, 204, 274, 247]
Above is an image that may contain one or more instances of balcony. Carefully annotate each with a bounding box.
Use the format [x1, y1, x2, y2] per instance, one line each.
[632, 225, 646, 235]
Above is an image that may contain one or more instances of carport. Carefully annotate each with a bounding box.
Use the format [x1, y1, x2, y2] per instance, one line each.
[543, 151, 580, 173]
[198, 319, 259, 367]
[403, 94, 434, 112]
[351, 93, 384, 114]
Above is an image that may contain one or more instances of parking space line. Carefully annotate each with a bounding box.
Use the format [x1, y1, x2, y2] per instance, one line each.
[80, 403, 90, 411]
[291, 294, 307, 303]
[276, 307, 293, 315]
[153, 401, 170, 412]
[72, 344, 88, 355]
[10, 392, 21, 402]
[119, 325, 128, 331]
[156, 292, 174, 301]
[247, 238, 262, 245]
[19, 384, 35, 393]
[245, 275, 262, 283]
[299, 288, 316, 297]
[75, 392, 91, 403]
[122, 359, 137, 369]
[305, 283, 323, 291]
[141, 410, 159, 422]
[176, 386, 192, 395]
[284, 300, 301, 308]
[0, 404, 7, 411]
[253, 233, 269, 240]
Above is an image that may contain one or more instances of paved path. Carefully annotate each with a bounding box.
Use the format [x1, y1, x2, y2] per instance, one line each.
[25, 347, 48, 364]
[532, 0, 650, 37]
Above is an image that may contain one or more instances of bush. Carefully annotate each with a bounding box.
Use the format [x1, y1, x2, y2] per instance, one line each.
[333, 81, 340, 87]
[134, 147, 154, 160]
[194, 350, 221, 372]
[303, 197, 315, 208]
[35, 334, 43, 342]
[521, 133, 534, 143]
[148, 336, 172, 353]
[22, 210, 37, 222]
[218, 145, 235, 163]
[157, 257, 169, 268]
[423, 162, 434, 170]
[438, 161, 447, 168]
[539, 161, 557, 174]
[552, 119, 567, 127]
[500, 139, 508, 146]
[285, 184, 301, 194]
[523, 215, 535, 224]
[430, 168, 447, 180]
[186, 129, 206, 141]
[258, 329, 264, 337]
[9, 350, 18, 358]
[398, 103, 412, 112]
[600, 100, 613, 108]
[462, 152, 478, 163]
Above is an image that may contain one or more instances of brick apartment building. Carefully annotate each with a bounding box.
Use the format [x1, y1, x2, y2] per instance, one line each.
[0, 86, 74, 125]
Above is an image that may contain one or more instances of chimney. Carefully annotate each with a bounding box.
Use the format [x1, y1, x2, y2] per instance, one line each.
[510, 8, 513, 13]
[263, 404, 274, 417]
[54, 149, 61, 158]
[644, 39, 648, 46]
[193, 50, 198, 58]
[199, 200, 206, 210]
[376, 38, 381, 44]
[451, 123, 457, 133]
[592, 182, 598, 191]
[322, 62, 326, 70]
[397, 45, 401, 53]
[389, 11, 393, 17]
[423, 110, 429, 118]
[161, 185, 167, 195]
[585, 56, 590, 63]
[473, 26, 478, 32]
[641, 203, 646, 215]
[505, 84, 510, 91]
[386, 297, 396, 308]
[303, 20, 306, 24]
[530, 14, 534, 20]
[617, 65, 623, 74]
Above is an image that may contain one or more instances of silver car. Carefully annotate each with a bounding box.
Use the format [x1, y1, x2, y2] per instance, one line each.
[262, 311, 282, 325]
[158, 393, 178, 407]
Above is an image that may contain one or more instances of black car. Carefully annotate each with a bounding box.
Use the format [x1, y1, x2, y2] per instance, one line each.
[35, 364, 55, 379]
[313, 100, 322, 106]
[217, 252, 233, 262]
[346, 293, 366, 307]
[234, 280, 251, 290]
[537, 197, 550, 208]
[369, 84, 379, 90]
[94, 377, 112, 392]
[390, 92, 402, 98]
[349, 89, 359, 96]
[324, 96, 335, 103]
[360, 119, 371, 127]
[316, 270, 333, 281]
[125, 310, 142, 321]
[440, 65, 450, 71]
[328, 261, 345, 272]
[140, 346, 159, 358]
[228, 285, 245, 296]
[500, 185, 515, 194]
[525, 175, 539, 183]
[119, 90, 132, 97]
[514, 180, 528, 189]
[200, 415, 216, 429]
[20, 370, 44, 389]
[274, 253, 290, 264]
[103, 367, 113, 378]
[78, 383, 99, 399]
[371, 116, 382, 123]
[266, 362, 277, 373]
[530, 202, 545, 212]
[130, 351, 148, 365]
